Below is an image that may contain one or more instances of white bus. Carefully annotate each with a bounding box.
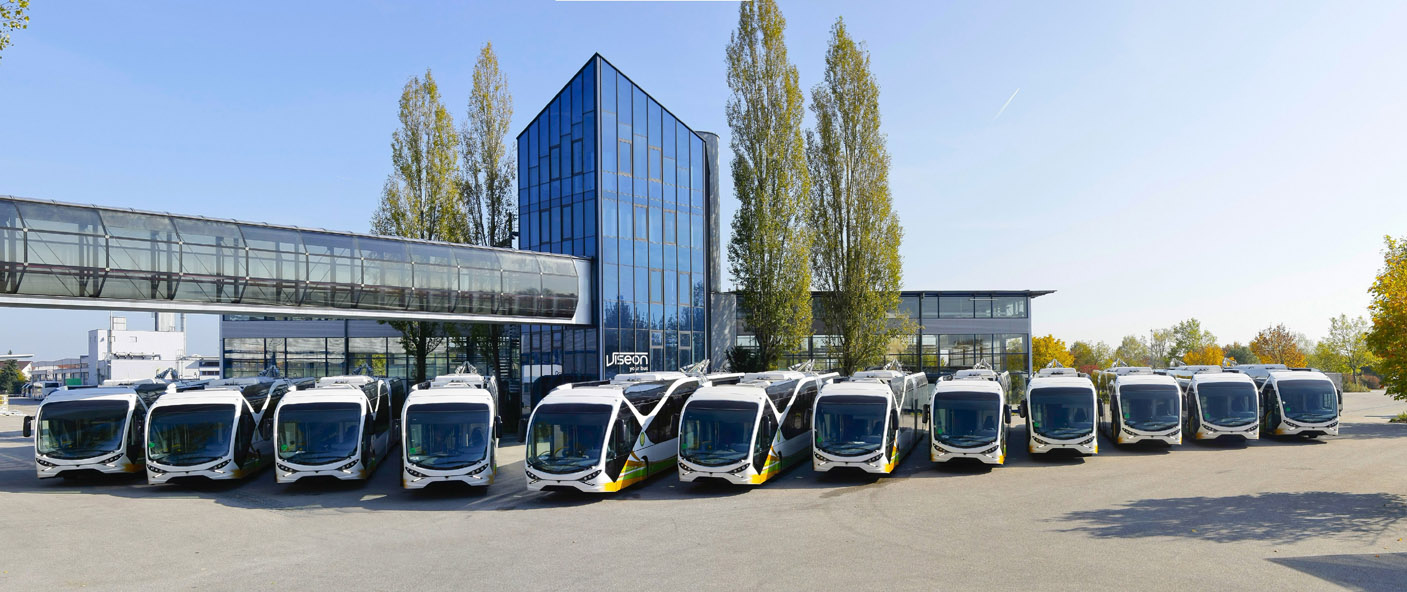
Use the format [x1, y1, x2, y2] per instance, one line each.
[812, 368, 928, 474]
[929, 365, 1011, 465]
[525, 365, 742, 493]
[273, 375, 394, 484]
[145, 376, 294, 484]
[1097, 365, 1182, 446]
[1260, 369, 1341, 438]
[1020, 363, 1098, 456]
[401, 371, 502, 489]
[23, 383, 176, 479]
[1178, 367, 1260, 441]
[677, 369, 836, 485]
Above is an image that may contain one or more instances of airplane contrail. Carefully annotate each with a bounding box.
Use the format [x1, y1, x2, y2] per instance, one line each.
[993, 88, 1020, 121]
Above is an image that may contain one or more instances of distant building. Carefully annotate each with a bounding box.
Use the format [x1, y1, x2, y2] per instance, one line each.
[88, 313, 190, 384]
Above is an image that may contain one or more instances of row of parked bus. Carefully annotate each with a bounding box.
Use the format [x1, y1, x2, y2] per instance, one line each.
[20, 359, 1343, 493]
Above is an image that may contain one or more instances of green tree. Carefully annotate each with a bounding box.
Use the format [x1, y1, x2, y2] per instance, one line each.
[0, 359, 22, 394]
[1070, 340, 1112, 372]
[372, 69, 465, 383]
[458, 42, 517, 385]
[1366, 235, 1407, 398]
[1170, 318, 1216, 360]
[1147, 328, 1173, 368]
[806, 18, 907, 375]
[1223, 342, 1259, 365]
[1114, 335, 1150, 366]
[0, 1, 29, 63]
[1324, 314, 1377, 387]
[725, 0, 813, 370]
[1031, 335, 1074, 370]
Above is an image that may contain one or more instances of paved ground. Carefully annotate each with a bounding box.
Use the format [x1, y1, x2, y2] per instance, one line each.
[1, 390, 1405, 591]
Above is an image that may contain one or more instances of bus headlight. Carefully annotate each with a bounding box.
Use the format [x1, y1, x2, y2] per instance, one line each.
[212, 460, 230, 472]
[36, 458, 56, 467]
[980, 444, 1000, 455]
[147, 465, 167, 474]
[728, 464, 750, 474]
[678, 462, 693, 474]
[467, 463, 490, 476]
[863, 454, 883, 464]
[813, 452, 827, 464]
[102, 454, 122, 465]
[406, 467, 425, 478]
[932, 443, 948, 453]
[337, 460, 359, 472]
[1079, 437, 1095, 446]
[577, 470, 601, 483]
[276, 463, 293, 473]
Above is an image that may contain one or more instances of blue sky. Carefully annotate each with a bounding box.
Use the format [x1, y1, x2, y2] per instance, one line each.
[2, 0, 1405, 360]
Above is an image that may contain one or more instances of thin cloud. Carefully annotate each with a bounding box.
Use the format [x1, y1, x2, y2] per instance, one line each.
[993, 88, 1020, 121]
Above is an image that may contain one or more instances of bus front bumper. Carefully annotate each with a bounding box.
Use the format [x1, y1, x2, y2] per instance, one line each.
[812, 451, 889, 474]
[1028, 434, 1096, 455]
[275, 460, 366, 483]
[35, 454, 137, 479]
[147, 459, 249, 484]
[677, 461, 753, 485]
[1274, 419, 1339, 437]
[932, 441, 1004, 465]
[1115, 427, 1181, 445]
[403, 463, 495, 489]
[1195, 423, 1260, 440]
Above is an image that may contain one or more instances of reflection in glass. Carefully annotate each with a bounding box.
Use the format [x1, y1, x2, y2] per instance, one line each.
[405, 403, 491, 470]
[1277, 380, 1338, 423]
[679, 400, 758, 467]
[527, 403, 612, 474]
[1118, 385, 1180, 432]
[147, 404, 235, 466]
[36, 400, 129, 459]
[1197, 383, 1258, 427]
[814, 395, 887, 457]
[276, 403, 362, 465]
[934, 391, 1001, 448]
[1029, 387, 1095, 440]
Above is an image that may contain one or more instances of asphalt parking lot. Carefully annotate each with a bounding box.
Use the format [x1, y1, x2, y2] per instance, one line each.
[1, 390, 1405, 591]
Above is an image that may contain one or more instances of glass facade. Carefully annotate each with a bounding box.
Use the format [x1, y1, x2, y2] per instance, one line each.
[0, 196, 583, 322]
[739, 291, 1047, 392]
[517, 55, 713, 412]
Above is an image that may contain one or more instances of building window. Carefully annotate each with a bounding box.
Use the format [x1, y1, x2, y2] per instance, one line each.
[938, 296, 973, 319]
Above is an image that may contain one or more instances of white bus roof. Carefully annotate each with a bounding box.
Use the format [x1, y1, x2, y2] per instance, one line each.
[934, 379, 1003, 396]
[1268, 369, 1332, 382]
[429, 373, 490, 388]
[149, 389, 250, 408]
[1189, 372, 1255, 385]
[1036, 367, 1081, 378]
[740, 370, 807, 384]
[1105, 366, 1154, 376]
[1030, 376, 1095, 389]
[953, 368, 997, 379]
[819, 380, 893, 398]
[405, 385, 496, 406]
[852, 369, 906, 381]
[1116, 374, 1179, 387]
[316, 375, 377, 387]
[42, 387, 139, 404]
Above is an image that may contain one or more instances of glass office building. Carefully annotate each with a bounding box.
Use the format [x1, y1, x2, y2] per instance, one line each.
[516, 54, 718, 409]
[737, 290, 1053, 394]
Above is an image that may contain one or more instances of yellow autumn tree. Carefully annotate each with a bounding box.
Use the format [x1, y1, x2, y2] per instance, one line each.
[1031, 335, 1074, 370]
[1251, 324, 1306, 367]
[1182, 344, 1225, 366]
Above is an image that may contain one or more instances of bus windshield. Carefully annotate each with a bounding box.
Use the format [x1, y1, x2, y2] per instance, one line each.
[679, 400, 759, 467]
[276, 403, 362, 465]
[405, 402, 492, 470]
[527, 403, 613, 475]
[933, 391, 1001, 449]
[1197, 382, 1258, 427]
[814, 395, 887, 457]
[1119, 384, 1181, 432]
[147, 404, 235, 466]
[36, 400, 130, 459]
[1029, 387, 1095, 441]
[1278, 380, 1338, 423]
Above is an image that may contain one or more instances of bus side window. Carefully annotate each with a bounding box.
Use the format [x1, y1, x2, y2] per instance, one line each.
[234, 410, 255, 465]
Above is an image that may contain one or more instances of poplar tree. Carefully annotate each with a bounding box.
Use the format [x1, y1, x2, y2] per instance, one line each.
[725, 0, 813, 372]
[372, 69, 464, 382]
[806, 18, 906, 375]
[459, 42, 516, 382]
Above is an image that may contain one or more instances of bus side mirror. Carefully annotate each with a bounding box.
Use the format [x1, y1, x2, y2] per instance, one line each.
[494, 416, 503, 440]
[1017, 404, 1027, 419]
[23, 416, 33, 438]
[922, 404, 931, 424]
